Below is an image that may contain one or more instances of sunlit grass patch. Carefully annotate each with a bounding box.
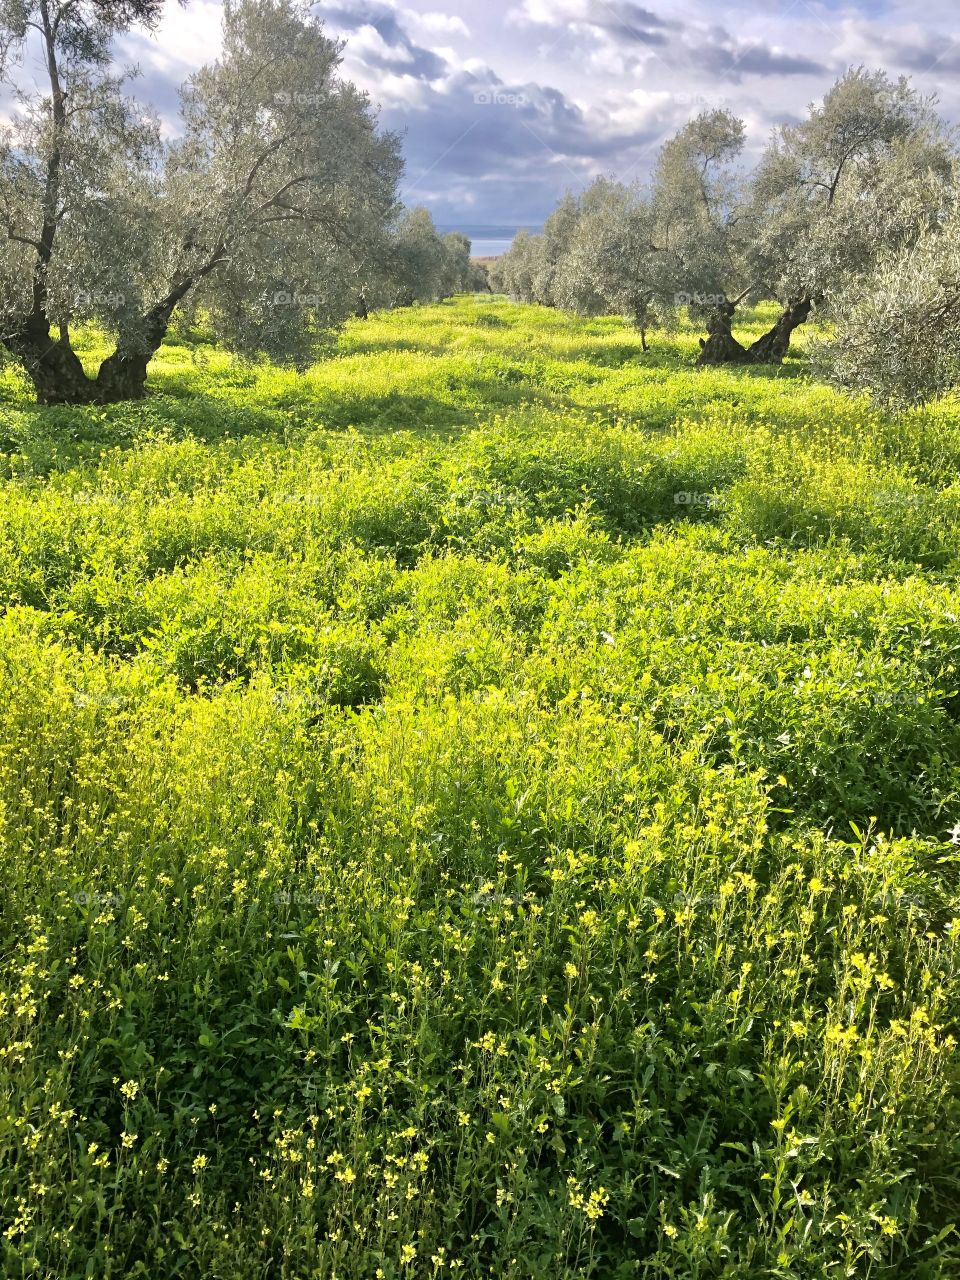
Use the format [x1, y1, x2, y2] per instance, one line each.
[2, 297, 960, 1277]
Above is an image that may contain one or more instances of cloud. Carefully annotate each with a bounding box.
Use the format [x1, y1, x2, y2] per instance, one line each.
[409, 11, 471, 38]
[686, 36, 827, 80]
[833, 20, 960, 76]
[511, 0, 826, 79]
[116, 0, 221, 132]
[515, 0, 677, 40]
[388, 68, 671, 227]
[321, 1, 451, 77]
[44, 0, 960, 227]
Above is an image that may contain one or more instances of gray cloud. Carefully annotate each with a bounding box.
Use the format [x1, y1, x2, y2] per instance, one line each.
[384, 70, 666, 225]
[574, 2, 676, 46]
[854, 28, 960, 77]
[321, 0, 451, 78]
[687, 37, 827, 80]
[102, 0, 960, 228]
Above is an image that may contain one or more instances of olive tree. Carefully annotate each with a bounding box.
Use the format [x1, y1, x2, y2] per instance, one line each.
[648, 109, 757, 365]
[438, 230, 486, 298]
[489, 229, 544, 302]
[744, 68, 953, 365]
[0, 0, 402, 402]
[529, 193, 579, 306]
[818, 196, 960, 407]
[385, 206, 446, 306]
[551, 177, 669, 349]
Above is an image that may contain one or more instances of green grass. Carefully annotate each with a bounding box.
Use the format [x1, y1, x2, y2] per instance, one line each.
[2, 296, 960, 1277]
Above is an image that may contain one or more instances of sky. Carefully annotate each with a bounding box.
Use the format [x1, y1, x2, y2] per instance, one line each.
[111, 0, 960, 229]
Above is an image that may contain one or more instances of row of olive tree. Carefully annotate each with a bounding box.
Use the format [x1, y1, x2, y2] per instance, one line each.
[358, 208, 488, 316]
[0, 0, 484, 404]
[491, 69, 956, 388]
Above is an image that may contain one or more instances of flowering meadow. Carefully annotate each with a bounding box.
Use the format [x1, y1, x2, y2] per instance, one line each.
[1, 298, 960, 1276]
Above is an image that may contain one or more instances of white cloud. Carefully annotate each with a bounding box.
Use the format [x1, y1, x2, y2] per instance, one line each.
[122, 0, 222, 78]
[96, 0, 960, 223]
[348, 23, 415, 63]
[408, 11, 471, 38]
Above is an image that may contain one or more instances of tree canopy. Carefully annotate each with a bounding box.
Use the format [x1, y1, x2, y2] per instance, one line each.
[494, 68, 958, 396]
[0, 0, 405, 401]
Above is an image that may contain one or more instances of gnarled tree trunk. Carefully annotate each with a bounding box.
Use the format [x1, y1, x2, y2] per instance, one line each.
[94, 297, 180, 402]
[746, 297, 812, 363]
[4, 269, 209, 404]
[4, 318, 97, 404]
[3, 311, 173, 405]
[4, 307, 174, 405]
[696, 300, 748, 366]
[695, 297, 813, 368]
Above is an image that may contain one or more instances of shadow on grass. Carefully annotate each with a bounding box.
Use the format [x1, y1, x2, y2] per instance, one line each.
[0, 377, 568, 474]
[338, 335, 461, 358]
[0, 391, 464, 470]
[0, 299, 818, 476]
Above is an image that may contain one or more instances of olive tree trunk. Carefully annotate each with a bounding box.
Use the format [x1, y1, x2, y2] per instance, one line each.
[4, 311, 174, 405]
[745, 298, 812, 363]
[4, 319, 98, 404]
[4, 271, 209, 405]
[696, 301, 748, 366]
[696, 297, 812, 368]
[94, 295, 184, 402]
[632, 303, 650, 351]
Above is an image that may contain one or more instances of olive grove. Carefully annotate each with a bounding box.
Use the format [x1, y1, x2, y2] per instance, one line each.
[0, 0, 404, 402]
[493, 68, 957, 396]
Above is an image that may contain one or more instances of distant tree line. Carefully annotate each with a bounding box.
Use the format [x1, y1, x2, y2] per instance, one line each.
[490, 69, 960, 406]
[358, 208, 489, 317]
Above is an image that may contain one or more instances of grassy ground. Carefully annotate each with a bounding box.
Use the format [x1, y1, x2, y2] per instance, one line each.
[2, 297, 960, 1277]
